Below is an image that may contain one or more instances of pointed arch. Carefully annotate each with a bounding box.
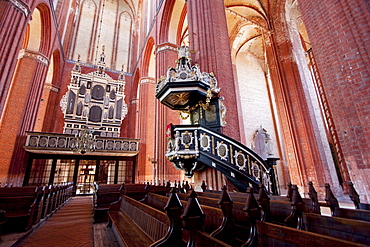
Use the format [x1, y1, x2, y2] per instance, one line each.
[141, 37, 155, 77]
[116, 10, 133, 71]
[158, 0, 176, 43]
[24, 3, 52, 54]
[35, 49, 63, 132]
[158, 0, 187, 44]
[35, 3, 52, 54]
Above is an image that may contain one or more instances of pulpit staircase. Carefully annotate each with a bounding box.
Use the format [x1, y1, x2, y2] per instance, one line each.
[156, 46, 278, 194]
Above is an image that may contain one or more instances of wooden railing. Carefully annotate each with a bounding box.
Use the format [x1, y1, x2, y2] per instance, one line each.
[24, 131, 139, 156]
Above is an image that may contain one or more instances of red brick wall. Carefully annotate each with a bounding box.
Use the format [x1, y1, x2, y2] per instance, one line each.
[297, 0, 370, 199]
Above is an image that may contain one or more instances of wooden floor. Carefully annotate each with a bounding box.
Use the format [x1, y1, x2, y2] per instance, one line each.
[0, 197, 121, 247]
[93, 222, 121, 247]
[1, 221, 121, 247]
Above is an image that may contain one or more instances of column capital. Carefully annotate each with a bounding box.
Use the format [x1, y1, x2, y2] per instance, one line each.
[18, 49, 49, 66]
[156, 43, 178, 54]
[130, 98, 139, 105]
[140, 77, 156, 85]
[44, 83, 59, 93]
[6, 0, 30, 16]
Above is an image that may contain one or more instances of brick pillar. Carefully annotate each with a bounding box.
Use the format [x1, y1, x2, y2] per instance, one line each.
[0, 0, 31, 116]
[297, 0, 370, 201]
[266, 5, 343, 198]
[34, 83, 60, 132]
[185, 0, 236, 191]
[136, 77, 156, 183]
[155, 43, 182, 184]
[186, 0, 241, 141]
[0, 50, 49, 185]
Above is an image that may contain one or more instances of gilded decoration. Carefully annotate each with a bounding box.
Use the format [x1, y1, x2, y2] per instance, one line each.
[199, 133, 211, 152]
[252, 162, 260, 181]
[234, 151, 247, 171]
[216, 141, 229, 161]
[181, 131, 194, 149]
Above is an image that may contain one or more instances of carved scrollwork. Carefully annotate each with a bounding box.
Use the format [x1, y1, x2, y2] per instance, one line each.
[199, 133, 211, 152]
[251, 162, 260, 181]
[263, 171, 272, 190]
[216, 141, 229, 161]
[234, 151, 247, 171]
[181, 131, 194, 149]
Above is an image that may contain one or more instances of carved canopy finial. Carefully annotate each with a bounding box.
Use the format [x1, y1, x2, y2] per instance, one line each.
[178, 45, 190, 58]
[118, 64, 125, 81]
[73, 54, 81, 72]
[97, 45, 106, 73]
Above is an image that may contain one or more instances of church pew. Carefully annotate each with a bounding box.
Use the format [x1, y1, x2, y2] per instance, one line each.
[34, 185, 48, 224]
[186, 186, 307, 243]
[36, 184, 72, 222]
[325, 183, 370, 221]
[203, 182, 319, 214]
[107, 195, 170, 247]
[93, 183, 124, 222]
[33, 183, 72, 225]
[123, 183, 167, 201]
[41, 185, 54, 219]
[180, 190, 232, 247]
[46, 185, 59, 215]
[110, 187, 366, 246]
[177, 192, 249, 226]
[142, 192, 225, 234]
[0, 186, 43, 232]
[334, 207, 370, 222]
[192, 230, 232, 247]
[0, 196, 37, 232]
[348, 181, 370, 210]
[144, 190, 257, 246]
[0, 186, 40, 197]
[302, 212, 370, 245]
[256, 220, 367, 247]
[254, 184, 311, 229]
[198, 185, 326, 245]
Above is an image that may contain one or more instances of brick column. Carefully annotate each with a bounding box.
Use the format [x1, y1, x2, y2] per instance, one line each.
[266, 4, 344, 198]
[0, 0, 31, 116]
[136, 77, 156, 183]
[155, 43, 182, 184]
[297, 0, 370, 201]
[185, 0, 236, 190]
[0, 50, 49, 185]
[186, 0, 241, 141]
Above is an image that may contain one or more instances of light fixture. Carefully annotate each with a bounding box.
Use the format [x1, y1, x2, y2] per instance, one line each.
[73, 128, 96, 154]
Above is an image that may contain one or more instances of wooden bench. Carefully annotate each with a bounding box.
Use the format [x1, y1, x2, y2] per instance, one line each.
[108, 186, 241, 247]
[348, 181, 370, 210]
[256, 220, 367, 247]
[325, 183, 370, 221]
[181, 185, 308, 245]
[107, 194, 170, 247]
[203, 182, 319, 213]
[302, 212, 370, 245]
[143, 189, 250, 246]
[34, 183, 73, 224]
[93, 183, 124, 222]
[142, 192, 224, 233]
[119, 183, 167, 202]
[0, 196, 37, 232]
[0, 186, 42, 232]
